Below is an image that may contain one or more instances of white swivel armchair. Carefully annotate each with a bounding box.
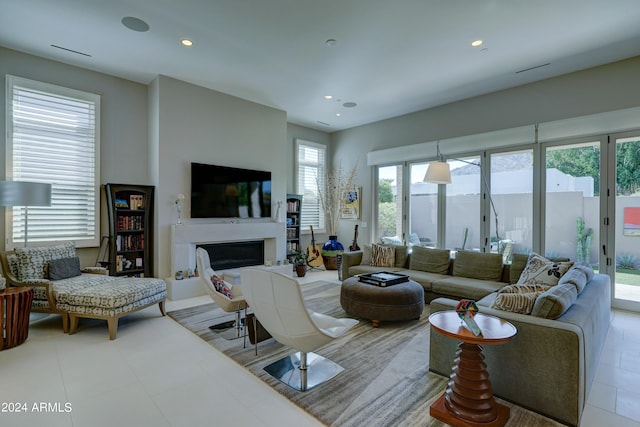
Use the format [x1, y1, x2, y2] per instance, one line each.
[196, 247, 247, 340]
[240, 268, 358, 391]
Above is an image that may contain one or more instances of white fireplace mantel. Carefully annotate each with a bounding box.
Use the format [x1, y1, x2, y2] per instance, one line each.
[170, 222, 286, 275]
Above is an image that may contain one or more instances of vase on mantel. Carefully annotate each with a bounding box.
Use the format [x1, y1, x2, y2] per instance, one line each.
[321, 235, 344, 270]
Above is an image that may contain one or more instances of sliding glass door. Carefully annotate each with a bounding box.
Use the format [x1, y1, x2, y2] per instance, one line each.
[445, 155, 482, 251]
[490, 149, 534, 261]
[611, 134, 640, 308]
[376, 164, 405, 244]
[544, 141, 601, 265]
[409, 162, 438, 247]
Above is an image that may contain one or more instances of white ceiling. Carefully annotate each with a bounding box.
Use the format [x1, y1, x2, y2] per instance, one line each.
[2, 0, 640, 132]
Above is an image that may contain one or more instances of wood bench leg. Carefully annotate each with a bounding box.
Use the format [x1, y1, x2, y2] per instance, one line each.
[107, 317, 118, 340]
[68, 315, 79, 335]
[61, 313, 70, 333]
[159, 300, 166, 316]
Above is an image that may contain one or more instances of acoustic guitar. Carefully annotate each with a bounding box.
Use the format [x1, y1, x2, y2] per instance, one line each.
[307, 225, 324, 267]
[349, 224, 361, 251]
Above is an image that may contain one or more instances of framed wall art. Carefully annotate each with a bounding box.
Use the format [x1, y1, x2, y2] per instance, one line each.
[623, 207, 640, 236]
[341, 186, 361, 219]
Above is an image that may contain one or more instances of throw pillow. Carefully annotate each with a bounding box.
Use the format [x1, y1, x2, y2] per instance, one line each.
[516, 253, 573, 287]
[409, 246, 450, 274]
[491, 292, 540, 315]
[360, 244, 373, 265]
[371, 244, 395, 268]
[394, 245, 409, 268]
[452, 251, 503, 281]
[211, 275, 233, 299]
[531, 283, 578, 319]
[48, 256, 81, 280]
[14, 241, 77, 281]
[509, 253, 529, 284]
[557, 262, 594, 294]
[491, 283, 551, 315]
[498, 284, 552, 294]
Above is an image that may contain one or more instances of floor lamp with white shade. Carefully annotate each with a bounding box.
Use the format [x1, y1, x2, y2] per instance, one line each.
[0, 181, 52, 247]
[424, 143, 502, 247]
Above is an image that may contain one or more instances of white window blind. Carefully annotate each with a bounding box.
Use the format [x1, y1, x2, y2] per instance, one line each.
[6, 75, 100, 247]
[296, 140, 326, 232]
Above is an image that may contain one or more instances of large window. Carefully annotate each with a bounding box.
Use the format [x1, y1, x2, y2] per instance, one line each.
[445, 155, 482, 251]
[490, 149, 533, 260]
[545, 141, 600, 261]
[377, 164, 404, 244]
[296, 139, 326, 232]
[409, 162, 438, 247]
[6, 76, 100, 247]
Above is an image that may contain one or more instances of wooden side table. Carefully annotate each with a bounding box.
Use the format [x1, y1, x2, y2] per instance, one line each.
[428, 310, 517, 427]
[0, 287, 34, 350]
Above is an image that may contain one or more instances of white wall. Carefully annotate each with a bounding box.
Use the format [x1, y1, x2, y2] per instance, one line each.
[150, 76, 288, 278]
[332, 56, 640, 245]
[0, 47, 149, 266]
[0, 48, 295, 278]
[285, 123, 332, 248]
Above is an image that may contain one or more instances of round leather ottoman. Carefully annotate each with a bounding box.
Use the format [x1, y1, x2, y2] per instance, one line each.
[340, 277, 424, 327]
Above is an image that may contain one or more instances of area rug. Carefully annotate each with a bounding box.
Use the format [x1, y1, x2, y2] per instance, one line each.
[168, 281, 562, 427]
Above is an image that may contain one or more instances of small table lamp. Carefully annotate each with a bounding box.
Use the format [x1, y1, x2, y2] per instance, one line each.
[0, 181, 52, 247]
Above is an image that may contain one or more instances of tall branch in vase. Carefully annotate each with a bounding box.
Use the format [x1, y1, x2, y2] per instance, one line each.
[316, 162, 357, 236]
[315, 162, 357, 271]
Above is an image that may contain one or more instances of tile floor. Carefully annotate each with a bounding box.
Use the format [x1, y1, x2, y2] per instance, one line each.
[1, 269, 639, 427]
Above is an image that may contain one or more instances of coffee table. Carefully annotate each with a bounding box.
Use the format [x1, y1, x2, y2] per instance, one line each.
[428, 310, 517, 427]
[340, 276, 424, 327]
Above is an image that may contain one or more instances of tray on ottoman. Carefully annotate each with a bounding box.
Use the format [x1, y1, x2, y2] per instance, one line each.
[358, 271, 410, 287]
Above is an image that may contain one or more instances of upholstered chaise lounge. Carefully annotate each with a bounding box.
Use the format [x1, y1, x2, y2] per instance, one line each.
[0, 242, 167, 340]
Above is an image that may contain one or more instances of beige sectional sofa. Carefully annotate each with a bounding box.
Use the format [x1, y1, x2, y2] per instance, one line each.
[340, 245, 611, 426]
[341, 245, 511, 302]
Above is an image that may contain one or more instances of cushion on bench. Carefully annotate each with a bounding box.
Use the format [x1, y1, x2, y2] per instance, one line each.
[54, 277, 167, 309]
[14, 242, 76, 281]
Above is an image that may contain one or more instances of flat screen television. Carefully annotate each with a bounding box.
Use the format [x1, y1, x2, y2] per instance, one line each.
[191, 162, 272, 219]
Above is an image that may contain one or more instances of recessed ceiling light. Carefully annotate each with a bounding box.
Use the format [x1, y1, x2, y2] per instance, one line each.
[181, 39, 193, 47]
[324, 95, 333, 100]
[471, 39, 483, 47]
[343, 102, 357, 108]
[336, 113, 341, 117]
[122, 16, 150, 32]
[325, 39, 337, 47]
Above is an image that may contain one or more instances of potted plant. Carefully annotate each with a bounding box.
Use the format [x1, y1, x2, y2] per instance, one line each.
[291, 249, 309, 277]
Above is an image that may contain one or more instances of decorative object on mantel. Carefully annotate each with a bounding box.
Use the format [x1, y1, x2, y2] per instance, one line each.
[273, 200, 284, 223]
[175, 193, 185, 225]
[316, 162, 357, 270]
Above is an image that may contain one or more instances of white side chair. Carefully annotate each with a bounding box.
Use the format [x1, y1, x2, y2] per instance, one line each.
[196, 247, 247, 340]
[240, 268, 358, 391]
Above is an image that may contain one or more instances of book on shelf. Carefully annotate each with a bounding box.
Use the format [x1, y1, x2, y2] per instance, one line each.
[115, 234, 145, 252]
[116, 215, 144, 231]
[129, 194, 144, 210]
[287, 200, 299, 212]
[287, 227, 298, 239]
